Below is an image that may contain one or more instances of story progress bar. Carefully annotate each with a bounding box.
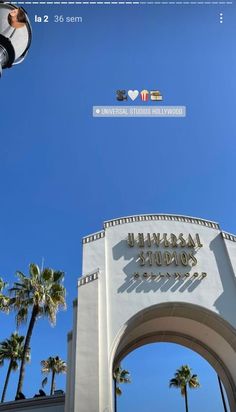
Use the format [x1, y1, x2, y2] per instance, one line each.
[7, 1, 233, 4]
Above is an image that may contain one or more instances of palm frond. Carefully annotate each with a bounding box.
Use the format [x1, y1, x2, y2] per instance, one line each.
[16, 307, 28, 327]
[189, 375, 200, 389]
[12, 360, 19, 371]
[113, 364, 131, 398]
[41, 356, 67, 375]
[42, 377, 48, 388]
[53, 271, 64, 283]
[169, 378, 179, 388]
[42, 268, 53, 282]
[15, 271, 27, 280]
[0, 278, 10, 313]
[10, 263, 66, 329]
[29, 264, 40, 278]
[0, 332, 30, 370]
[116, 387, 122, 396]
[169, 365, 200, 396]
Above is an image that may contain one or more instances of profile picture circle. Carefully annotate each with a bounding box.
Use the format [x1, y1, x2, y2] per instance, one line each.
[0, 3, 32, 75]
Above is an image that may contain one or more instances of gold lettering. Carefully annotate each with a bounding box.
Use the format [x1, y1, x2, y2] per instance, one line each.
[172, 252, 179, 266]
[180, 252, 188, 266]
[147, 251, 153, 266]
[196, 234, 203, 247]
[127, 233, 134, 247]
[187, 234, 196, 248]
[127, 233, 204, 249]
[138, 233, 145, 248]
[189, 253, 197, 267]
[163, 233, 169, 247]
[154, 252, 162, 266]
[146, 233, 152, 247]
[153, 233, 160, 246]
[171, 233, 178, 247]
[164, 251, 172, 265]
[179, 233, 186, 247]
[139, 252, 145, 266]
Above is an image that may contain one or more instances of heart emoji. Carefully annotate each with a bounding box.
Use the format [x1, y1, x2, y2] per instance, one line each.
[128, 90, 139, 101]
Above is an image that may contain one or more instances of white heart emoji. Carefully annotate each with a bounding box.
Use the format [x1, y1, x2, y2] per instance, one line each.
[128, 90, 139, 101]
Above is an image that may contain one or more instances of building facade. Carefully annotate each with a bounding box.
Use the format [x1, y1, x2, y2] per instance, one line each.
[65, 214, 236, 412]
[0, 395, 65, 412]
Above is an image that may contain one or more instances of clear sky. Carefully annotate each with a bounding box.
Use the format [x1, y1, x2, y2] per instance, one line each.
[118, 343, 229, 412]
[0, 2, 235, 410]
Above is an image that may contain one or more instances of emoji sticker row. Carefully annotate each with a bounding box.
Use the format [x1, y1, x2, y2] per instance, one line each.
[116, 90, 163, 102]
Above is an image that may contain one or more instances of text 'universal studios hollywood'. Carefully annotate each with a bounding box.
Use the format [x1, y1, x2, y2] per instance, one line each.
[127, 233, 207, 280]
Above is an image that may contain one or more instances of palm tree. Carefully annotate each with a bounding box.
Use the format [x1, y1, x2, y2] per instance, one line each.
[0, 332, 30, 402]
[0, 278, 10, 313]
[41, 356, 67, 395]
[169, 365, 200, 412]
[113, 365, 131, 412]
[10, 263, 66, 398]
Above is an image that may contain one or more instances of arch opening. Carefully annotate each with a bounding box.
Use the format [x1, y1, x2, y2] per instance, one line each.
[114, 342, 230, 412]
[112, 302, 236, 411]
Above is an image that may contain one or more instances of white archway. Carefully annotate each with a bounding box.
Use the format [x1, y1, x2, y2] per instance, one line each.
[65, 214, 236, 412]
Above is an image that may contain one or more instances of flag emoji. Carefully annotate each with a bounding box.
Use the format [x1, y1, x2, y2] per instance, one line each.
[140, 90, 149, 102]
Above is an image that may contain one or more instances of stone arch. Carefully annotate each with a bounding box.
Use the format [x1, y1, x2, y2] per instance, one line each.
[67, 215, 236, 412]
[112, 302, 236, 411]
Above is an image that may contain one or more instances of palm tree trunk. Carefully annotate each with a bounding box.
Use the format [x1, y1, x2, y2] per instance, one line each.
[1, 360, 12, 402]
[217, 376, 228, 412]
[184, 386, 189, 412]
[50, 370, 56, 395]
[114, 379, 117, 412]
[16, 305, 38, 397]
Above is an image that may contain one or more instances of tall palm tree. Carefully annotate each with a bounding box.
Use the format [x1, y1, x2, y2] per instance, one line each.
[10, 263, 66, 398]
[41, 356, 67, 395]
[169, 365, 200, 412]
[113, 365, 131, 412]
[0, 332, 30, 402]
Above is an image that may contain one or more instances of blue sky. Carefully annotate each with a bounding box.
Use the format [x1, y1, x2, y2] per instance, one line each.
[0, 2, 235, 409]
[118, 343, 229, 412]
